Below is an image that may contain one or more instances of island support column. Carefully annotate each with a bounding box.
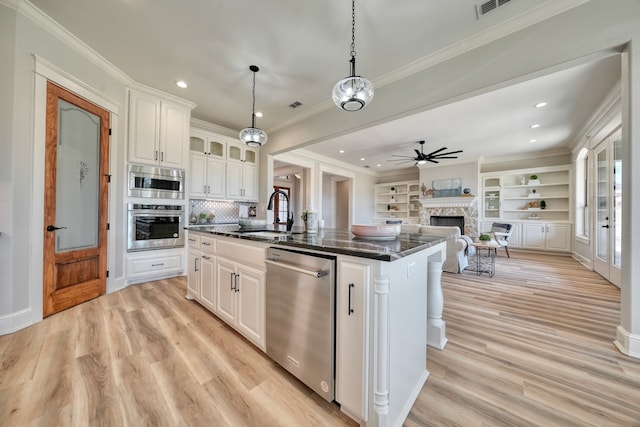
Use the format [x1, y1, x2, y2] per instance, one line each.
[427, 257, 447, 349]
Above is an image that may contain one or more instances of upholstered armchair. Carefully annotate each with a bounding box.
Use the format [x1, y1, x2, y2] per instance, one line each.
[402, 224, 473, 273]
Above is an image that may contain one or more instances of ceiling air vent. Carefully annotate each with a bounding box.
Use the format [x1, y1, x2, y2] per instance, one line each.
[476, 0, 512, 18]
[289, 100, 303, 109]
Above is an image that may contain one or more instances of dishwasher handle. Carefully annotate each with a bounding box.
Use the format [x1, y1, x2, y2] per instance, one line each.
[265, 258, 327, 278]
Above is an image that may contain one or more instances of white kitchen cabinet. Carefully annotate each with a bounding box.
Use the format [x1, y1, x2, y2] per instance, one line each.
[199, 236, 216, 311]
[127, 248, 185, 285]
[226, 161, 257, 201]
[190, 130, 226, 158]
[336, 259, 370, 421]
[521, 223, 571, 251]
[128, 89, 192, 168]
[215, 257, 265, 349]
[226, 142, 258, 201]
[186, 248, 200, 299]
[189, 154, 225, 199]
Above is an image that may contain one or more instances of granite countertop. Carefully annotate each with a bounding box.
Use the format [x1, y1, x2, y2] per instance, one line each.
[185, 225, 446, 262]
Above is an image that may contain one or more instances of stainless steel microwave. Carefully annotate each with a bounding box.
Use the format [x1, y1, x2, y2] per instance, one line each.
[128, 164, 184, 199]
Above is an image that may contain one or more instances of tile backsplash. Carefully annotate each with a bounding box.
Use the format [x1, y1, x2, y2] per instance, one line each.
[189, 199, 252, 224]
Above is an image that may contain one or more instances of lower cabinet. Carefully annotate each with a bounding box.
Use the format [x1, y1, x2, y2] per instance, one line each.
[521, 223, 571, 251]
[127, 250, 184, 284]
[216, 257, 265, 349]
[186, 232, 267, 351]
[336, 259, 370, 421]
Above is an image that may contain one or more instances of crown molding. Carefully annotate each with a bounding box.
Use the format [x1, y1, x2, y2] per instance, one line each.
[190, 118, 238, 139]
[3, 0, 133, 86]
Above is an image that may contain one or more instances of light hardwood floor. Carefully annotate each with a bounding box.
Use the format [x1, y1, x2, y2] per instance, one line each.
[1, 252, 639, 426]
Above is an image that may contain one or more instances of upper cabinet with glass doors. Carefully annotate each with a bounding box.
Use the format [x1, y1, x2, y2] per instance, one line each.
[190, 130, 226, 159]
[227, 143, 258, 165]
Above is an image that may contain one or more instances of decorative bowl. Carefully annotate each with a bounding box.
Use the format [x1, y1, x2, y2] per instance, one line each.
[351, 224, 401, 239]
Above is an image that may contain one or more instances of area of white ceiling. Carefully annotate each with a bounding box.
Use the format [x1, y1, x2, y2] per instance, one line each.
[28, 0, 619, 172]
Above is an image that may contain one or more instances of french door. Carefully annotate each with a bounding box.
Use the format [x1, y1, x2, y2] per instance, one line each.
[43, 82, 110, 316]
[593, 128, 622, 287]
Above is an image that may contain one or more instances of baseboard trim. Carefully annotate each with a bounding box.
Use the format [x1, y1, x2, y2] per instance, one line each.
[0, 308, 37, 336]
[614, 325, 640, 359]
[572, 252, 593, 270]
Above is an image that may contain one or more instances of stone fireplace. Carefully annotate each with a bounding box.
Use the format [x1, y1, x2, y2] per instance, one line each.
[419, 197, 478, 237]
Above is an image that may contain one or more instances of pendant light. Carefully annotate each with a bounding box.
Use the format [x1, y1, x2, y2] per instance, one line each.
[332, 0, 374, 111]
[239, 65, 268, 147]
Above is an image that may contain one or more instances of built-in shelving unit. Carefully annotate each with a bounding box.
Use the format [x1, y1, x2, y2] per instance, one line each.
[374, 181, 421, 223]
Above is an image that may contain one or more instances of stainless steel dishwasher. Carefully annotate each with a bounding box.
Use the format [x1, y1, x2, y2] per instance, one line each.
[265, 247, 336, 402]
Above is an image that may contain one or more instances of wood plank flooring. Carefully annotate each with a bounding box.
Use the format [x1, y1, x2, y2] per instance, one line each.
[1, 251, 639, 426]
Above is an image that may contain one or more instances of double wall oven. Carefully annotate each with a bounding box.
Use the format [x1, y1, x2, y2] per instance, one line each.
[127, 164, 186, 251]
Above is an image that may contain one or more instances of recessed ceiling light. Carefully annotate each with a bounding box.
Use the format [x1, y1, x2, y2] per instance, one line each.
[376, 164, 381, 167]
[360, 157, 365, 161]
[528, 139, 537, 143]
[339, 150, 345, 154]
[530, 124, 540, 129]
[535, 102, 547, 108]
[255, 112, 263, 118]
[176, 81, 188, 88]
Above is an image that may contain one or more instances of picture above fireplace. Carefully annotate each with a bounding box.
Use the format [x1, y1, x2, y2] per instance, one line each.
[432, 178, 462, 198]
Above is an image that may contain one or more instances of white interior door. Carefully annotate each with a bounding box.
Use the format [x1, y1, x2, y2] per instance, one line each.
[593, 129, 622, 287]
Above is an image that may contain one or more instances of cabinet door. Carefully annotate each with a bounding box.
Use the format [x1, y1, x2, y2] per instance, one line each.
[236, 264, 265, 349]
[241, 164, 258, 201]
[128, 91, 160, 165]
[226, 161, 244, 200]
[206, 158, 226, 199]
[159, 101, 188, 168]
[546, 224, 571, 251]
[216, 258, 237, 324]
[521, 224, 546, 250]
[200, 255, 216, 311]
[336, 260, 369, 421]
[189, 154, 207, 198]
[187, 250, 200, 299]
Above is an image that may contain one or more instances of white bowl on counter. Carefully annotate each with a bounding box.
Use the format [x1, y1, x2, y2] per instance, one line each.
[351, 224, 401, 239]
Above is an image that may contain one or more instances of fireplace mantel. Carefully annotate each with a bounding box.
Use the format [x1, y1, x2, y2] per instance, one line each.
[419, 197, 477, 208]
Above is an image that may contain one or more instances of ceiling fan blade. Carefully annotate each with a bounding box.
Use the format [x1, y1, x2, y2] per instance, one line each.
[387, 158, 414, 163]
[426, 147, 449, 157]
[414, 149, 423, 157]
[429, 156, 459, 160]
[434, 149, 463, 156]
[428, 159, 439, 163]
[391, 154, 416, 159]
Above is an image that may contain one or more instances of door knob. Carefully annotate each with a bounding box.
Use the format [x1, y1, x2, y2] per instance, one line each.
[601, 224, 610, 229]
[46, 225, 67, 232]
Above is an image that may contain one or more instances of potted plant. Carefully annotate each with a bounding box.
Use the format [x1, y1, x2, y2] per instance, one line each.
[199, 212, 208, 224]
[530, 174, 538, 180]
[478, 233, 492, 242]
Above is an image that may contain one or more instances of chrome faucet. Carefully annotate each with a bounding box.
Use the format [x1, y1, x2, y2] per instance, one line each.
[267, 190, 294, 231]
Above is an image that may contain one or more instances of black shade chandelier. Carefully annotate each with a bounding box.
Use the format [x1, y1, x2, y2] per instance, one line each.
[389, 140, 463, 166]
[239, 65, 268, 147]
[332, 0, 374, 111]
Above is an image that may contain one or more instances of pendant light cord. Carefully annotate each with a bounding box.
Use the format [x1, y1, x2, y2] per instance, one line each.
[250, 70, 256, 128]
[350, 0, 356, 60]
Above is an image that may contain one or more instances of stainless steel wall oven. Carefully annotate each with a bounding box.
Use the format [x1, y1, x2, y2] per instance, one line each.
[128, 164, 184, 199]
[127, 204, 184, 251]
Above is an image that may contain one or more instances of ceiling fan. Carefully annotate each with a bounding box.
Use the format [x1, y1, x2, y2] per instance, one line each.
[388, 140, 463, 166]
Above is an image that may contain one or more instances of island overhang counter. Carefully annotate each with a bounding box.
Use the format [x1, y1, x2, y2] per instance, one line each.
[185, 226, 447, 427]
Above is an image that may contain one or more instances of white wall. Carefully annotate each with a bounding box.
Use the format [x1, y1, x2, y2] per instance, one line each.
[1, 3, 129, 331]
[419, 162, 478, 196]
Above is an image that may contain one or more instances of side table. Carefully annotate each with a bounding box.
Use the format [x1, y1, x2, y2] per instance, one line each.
[470, 241, 501, 277]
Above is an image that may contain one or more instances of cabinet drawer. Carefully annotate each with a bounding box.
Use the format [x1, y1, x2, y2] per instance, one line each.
[200, 236, 216, 255]
[127, 254, 182, 277]
[187, 233, 200, 249]
[216, 238, 266, 270]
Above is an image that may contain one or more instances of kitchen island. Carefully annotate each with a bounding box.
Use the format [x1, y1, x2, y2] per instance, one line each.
[185, 225, 447, 427]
